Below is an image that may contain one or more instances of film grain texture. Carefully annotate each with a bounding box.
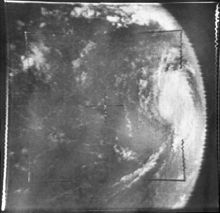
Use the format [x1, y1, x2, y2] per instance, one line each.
[5, 3, 208, 211]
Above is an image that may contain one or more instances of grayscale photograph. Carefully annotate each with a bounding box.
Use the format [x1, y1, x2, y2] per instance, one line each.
[0, 0, 219, 212]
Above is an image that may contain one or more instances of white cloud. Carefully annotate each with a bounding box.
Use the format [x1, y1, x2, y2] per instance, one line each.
[70, 4, 179, 30]
[123, 4, 178, 30]
[113, 144, 137, 161]
[114, 144, 165, 188]
[21, 42, 50, 71]
[106, 15, 120, 23]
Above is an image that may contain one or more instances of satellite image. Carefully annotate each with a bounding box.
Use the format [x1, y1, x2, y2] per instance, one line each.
[2, 2, 218, 212]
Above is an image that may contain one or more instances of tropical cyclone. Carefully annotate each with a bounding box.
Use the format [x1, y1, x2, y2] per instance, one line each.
[9, 3, 206, 211]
